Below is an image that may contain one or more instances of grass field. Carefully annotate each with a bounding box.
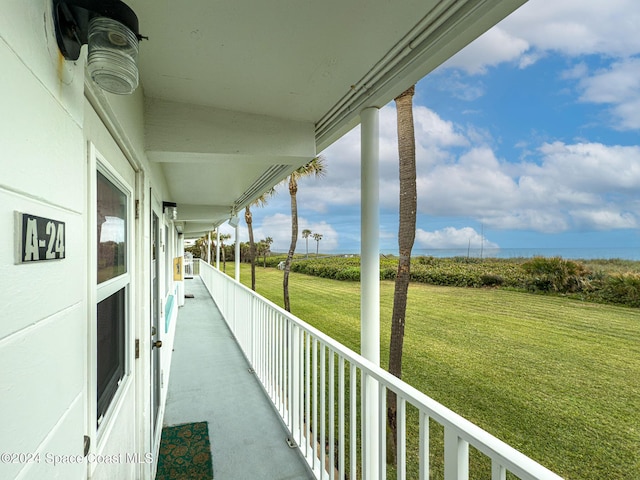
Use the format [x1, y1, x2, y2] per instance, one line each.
[232, 263, 640, 480]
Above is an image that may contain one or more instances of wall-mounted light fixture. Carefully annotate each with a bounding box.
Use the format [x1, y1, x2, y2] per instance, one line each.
[163, 201, 178, 220]
[228, 215, 240, 228]
[53, 0, 145, 95]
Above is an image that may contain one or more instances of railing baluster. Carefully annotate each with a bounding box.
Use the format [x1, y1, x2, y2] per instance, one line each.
[338, 357, 345, 480]
[320, 343, 327, 478]
[313, 338, 318, 472]
[444, 426, 469, 480]
[278, 314, 284, 416]
[268, 308, 274, 400]
[281, 315, 286, 419]
[274, 311, 278, 403]
[305, 332, 311, 460]
[379, 383, 386, 480]
[292, 323, 301, 441]
[492, 461, 506, 480]
[419, 411, 429, 480]
[397, 397, 407, 480]
[349, 364, 357, 480]
[329, 350, 335, 480]
[287, 319, 292, 426]
[299, 328, 305, 448]
[361, 372, 368, 479]
[262, 303, 266, 383]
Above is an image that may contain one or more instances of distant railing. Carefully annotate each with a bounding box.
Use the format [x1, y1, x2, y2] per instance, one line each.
[198, 260, 563, 480]
[184, 252, 194, 277]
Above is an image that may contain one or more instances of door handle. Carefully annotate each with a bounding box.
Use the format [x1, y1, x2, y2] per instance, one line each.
[152, 340, 163, 349]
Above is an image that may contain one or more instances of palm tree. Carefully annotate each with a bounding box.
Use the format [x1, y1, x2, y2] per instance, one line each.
[283, 157, 325, 312]
[387, 85, 417, 462]
[194, 236, 207, 260]
[302, 229, 312, 258]
[312, 232, 323, 256]
[219, 233, 231, 273]
[261, 236, 273, 267]
[245, 189, 274, 291]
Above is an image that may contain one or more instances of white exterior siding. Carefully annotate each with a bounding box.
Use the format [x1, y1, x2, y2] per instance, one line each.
[0, 3, 87, 480]
[0, 3, 179, 479]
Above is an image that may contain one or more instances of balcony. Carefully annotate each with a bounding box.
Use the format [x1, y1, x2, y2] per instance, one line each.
[162, 273, 313, 479]
[165, 260, 563, 479]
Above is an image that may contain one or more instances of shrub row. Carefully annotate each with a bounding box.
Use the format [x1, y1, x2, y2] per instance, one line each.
[269, 255, 640, 308]
[587, 274, 640, 307]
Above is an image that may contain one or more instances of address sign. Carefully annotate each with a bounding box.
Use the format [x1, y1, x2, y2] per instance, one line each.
[16, 212, 66, 263]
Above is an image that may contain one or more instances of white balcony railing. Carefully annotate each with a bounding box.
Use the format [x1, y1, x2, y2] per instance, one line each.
[199, 260, 563, 480]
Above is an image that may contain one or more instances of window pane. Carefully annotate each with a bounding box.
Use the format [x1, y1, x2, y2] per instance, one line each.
[97, 171, 127, 283]
[97, 287, 125, 423]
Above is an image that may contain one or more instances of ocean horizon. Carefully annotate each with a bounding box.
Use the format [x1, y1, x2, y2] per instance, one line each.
[397, 247, 640, 260]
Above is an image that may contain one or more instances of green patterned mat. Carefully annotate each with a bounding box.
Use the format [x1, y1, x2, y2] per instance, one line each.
[155, 421, 213, 479]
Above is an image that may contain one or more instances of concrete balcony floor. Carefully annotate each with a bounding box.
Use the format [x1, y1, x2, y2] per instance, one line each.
[162, 276, 314, 480]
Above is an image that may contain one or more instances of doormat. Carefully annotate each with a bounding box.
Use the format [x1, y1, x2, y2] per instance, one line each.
[155, 421, 213, 480]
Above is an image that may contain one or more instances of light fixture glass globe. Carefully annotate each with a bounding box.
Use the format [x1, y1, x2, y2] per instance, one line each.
[87, 17, 139, 95]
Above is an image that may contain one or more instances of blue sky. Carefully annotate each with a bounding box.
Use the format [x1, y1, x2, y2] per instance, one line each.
[224, 0, 640, 257]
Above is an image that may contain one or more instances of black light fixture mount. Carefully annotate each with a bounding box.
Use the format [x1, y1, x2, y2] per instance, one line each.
[53, 0, 146, 94]
[163, 201, 178, 220]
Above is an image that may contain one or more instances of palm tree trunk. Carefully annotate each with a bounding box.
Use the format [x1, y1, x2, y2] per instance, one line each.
[222, 241, 226, 272]
[245, 206, 257, 291]
[387, 85, 417, 463]
[283, 177, 298, 312]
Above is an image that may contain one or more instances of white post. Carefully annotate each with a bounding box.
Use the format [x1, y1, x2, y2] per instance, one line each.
[216, 229, 220, 269]
[360, 106, 380, 364]
[235, 223, 240, 281]
[207, 230, 211, 264]
[360, 106, 380, 479]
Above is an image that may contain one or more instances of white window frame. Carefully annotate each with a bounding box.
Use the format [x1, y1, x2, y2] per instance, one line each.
[88, 144, 135, 439]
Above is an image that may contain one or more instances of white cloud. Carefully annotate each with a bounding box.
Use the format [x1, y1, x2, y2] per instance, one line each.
[569, 209, 638, 230]
[443, 27, 530, 74]
[561, 62, 589, 80]
[483, 210, 569, 234]
[576, 58, 640, 129]
[403, 108, 640, 233]
[434, 140, 640, 232]
[533, 141, 640, 192]
[414, 106, 469, 148]
[418, 147, 519, 216]
[442, 1, 640, 87]
[501, 0, 640, 58]
[257, 213, 339, 253]
[415, 226, 499, 249]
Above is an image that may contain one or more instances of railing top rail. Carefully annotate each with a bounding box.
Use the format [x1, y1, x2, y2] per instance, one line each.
[199, 260, 563, 480]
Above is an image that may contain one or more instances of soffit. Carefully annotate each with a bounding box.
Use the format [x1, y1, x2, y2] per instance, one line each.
[124, 0, 527, 234]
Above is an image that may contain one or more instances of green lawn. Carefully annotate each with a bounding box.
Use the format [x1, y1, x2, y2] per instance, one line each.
[234, 263, 640, 480]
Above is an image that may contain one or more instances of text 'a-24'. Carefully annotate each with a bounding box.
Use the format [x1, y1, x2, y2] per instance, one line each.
[16, 212, 66, 263]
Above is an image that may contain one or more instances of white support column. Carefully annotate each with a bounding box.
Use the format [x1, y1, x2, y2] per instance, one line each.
[360, 106, 380, 480]
[360, 106, 380, 363]
[216, 229, 220, 269]
[207, 230, 211, 264]
[235, 223, 240, 281]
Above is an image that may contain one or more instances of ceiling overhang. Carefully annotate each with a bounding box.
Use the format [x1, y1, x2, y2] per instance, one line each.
[126, 0, 528, 238]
